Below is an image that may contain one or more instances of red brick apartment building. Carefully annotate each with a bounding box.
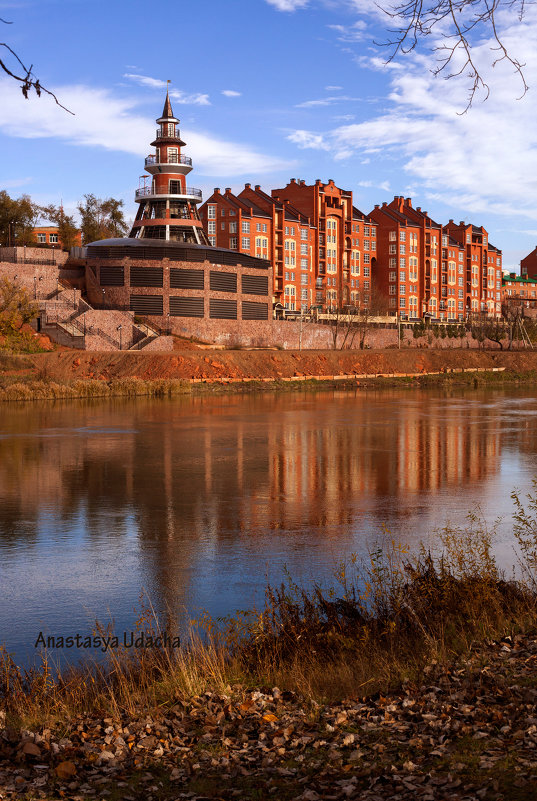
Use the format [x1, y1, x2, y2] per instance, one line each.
[200, 179, 377, 312]
[521, 246, 537, 279]
[32, 226, 82, 250]
[444, 221, 502, 317]
[502, 272, 537, 312]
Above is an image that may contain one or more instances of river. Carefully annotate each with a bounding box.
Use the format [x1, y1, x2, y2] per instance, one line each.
[2, 387, 537, 667]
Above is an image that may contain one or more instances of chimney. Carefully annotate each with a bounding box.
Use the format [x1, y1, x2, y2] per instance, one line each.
[449, 219, 453, 223]
[300, 179, 305, 185]
[214, 188, 220, 194]
[225, 187, 231, 193]
[374, 204, 379, 209]
[255, 184, 261, 191]
[316, 179, 322, 186]
[406, 197, 412, 207]
[417, 206, 421, 212]
[382, 201, 387, 207]
[245, 183, 251, 189]
[290, 178, 296, 184]
[459, 221, 465, 226]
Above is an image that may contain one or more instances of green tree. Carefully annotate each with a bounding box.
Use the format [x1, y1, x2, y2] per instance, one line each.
[0, 190, 40, 246]
[39, 204, 80, 252]
[77, 194, 129, 244]
[0, 277, 38, 334]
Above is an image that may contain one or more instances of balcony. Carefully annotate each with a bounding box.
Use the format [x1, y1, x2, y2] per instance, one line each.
[155, 126, 181, 140]
[145, 154, 192, 167]
[135, 186, 203, 200]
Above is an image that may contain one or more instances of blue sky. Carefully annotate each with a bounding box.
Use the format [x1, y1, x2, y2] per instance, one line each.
[1, 0, 536, 268]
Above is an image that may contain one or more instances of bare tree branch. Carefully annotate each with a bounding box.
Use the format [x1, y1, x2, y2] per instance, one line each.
[377, 0, 531, 110]
[0, 18, 73, 114]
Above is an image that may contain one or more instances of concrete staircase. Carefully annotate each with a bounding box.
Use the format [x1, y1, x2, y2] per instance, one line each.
[37, 291, 168, 351]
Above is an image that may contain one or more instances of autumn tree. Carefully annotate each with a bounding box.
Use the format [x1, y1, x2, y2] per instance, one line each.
[39, 204, 80, 252]
[0, 190, 41, 246]
[379, 0, 530, 107]
[0, 278, 38, 334]
[77, 194, 128, 244]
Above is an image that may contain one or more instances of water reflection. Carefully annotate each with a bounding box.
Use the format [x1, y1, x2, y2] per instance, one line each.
[1, 388, 537, 666]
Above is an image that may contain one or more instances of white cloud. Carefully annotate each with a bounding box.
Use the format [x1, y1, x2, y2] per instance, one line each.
[325, 85, 343, 91]
[328, 20, 368, 41]
[1, 176, 32, 190]
[296, 95, 361, 108]
[287, 7, 537, 221]
[265, 0, 308, 10]
[123, 74, 210, 105]
[0, 80, 293, 177]
[287, 130, 329, 150]
[170, 90, 210, 106]
[221, 90, 242, 97]
[123, 73, 166, 89]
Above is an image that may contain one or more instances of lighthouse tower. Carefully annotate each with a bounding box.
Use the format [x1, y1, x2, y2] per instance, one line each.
[129, 89, 209, 245]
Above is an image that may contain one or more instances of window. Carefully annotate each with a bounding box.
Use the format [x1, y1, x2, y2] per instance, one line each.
[229, 210, 236, 216]
[301, 289, 308, 301]
[364, 266, 370, 276]
[221, 222, 225, 230]
[364, 255, 370, 265]
[49, 233, 58, 243]
[399, 257, 405, 268]
[37, 233, 46, 243]
[442, 235, 448, 246]
[208, 205, 216, 219]
[209, 236, 216, 246]
[221, 209, 226, 217]
[256, 223, 261, 232]
[229, 222, 237, 233]
[364, 225, 370, 235]
[400, 271, 406, 282]
[242, 221, 250, 233]
[208, 221, 216, 235]
[364, 240, 370, 250]
[242, 237, 250, 250]
[389, 285, 396, 295]
[230, 237, 237, 249]
[300, 243, 308, 255]
[389, 244, 396, 254]
[301, 258, 308, 268]
[400, 244, 406, 255]
[301, 228, 308, 240]
[262, 223, 267, 233]
[400, 231, 406, 242]
[301, 273, 308, 285]
[389, 258, 396, 268]
[400, 298, 406, 308]
[400, 284, 406, 294]
[389, 271, 396, 282]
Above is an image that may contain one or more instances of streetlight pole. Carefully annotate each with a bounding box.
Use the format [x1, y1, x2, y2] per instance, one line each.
[117, 324, 122, 350]
[102, 289, 105, 309]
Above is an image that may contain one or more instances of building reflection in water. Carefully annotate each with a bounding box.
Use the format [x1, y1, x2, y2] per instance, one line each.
[1, 389, 536, 659]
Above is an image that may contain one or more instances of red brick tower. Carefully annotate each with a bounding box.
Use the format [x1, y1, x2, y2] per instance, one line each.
[129, 88, 209, 245]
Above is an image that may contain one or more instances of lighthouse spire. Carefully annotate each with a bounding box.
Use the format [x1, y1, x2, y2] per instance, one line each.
[162, 80, 174, 120]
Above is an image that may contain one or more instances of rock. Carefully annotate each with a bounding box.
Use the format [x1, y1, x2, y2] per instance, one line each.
[55, 760, 77, 780]
[22, 742, 41, 757]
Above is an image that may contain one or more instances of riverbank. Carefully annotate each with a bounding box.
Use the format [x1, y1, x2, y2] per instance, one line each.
[2, 633, 537, 800]
[1, 348, 537, 400]
[3, 514, 537, 799]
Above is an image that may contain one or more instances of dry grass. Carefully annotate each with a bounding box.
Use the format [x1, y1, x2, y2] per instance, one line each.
[0, 376, 192, 402]
[3, 504, 537, 730]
